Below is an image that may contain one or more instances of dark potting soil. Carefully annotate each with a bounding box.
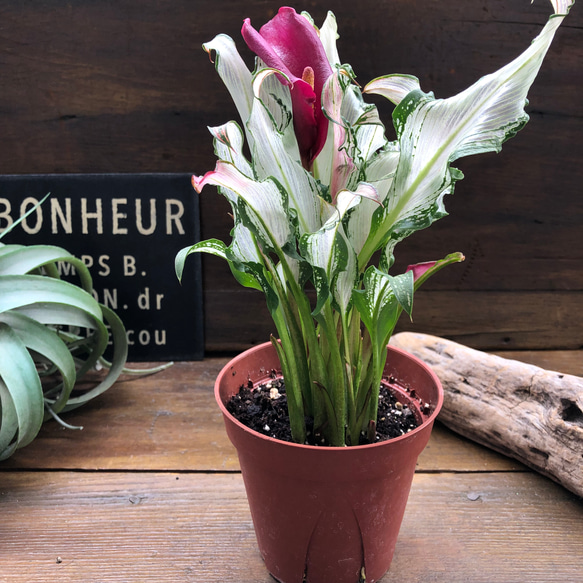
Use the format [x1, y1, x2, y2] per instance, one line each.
[226, 376, 420, 446]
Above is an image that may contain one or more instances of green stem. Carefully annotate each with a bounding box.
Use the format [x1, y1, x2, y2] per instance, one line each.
[276, 255, 329, 430]
[315, 301, 346, 446]
[270, 333, 306, 443]
[339, 309, 357, 443]
[262, 259, 310, 438]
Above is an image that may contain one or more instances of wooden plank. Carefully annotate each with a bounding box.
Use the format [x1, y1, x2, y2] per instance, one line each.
[1, 359, 240, 472]
[204, 289, 583, 351]
[417, 422, 524, 473]
[0, 471, 580, 582]
[1, 359, 519, 473]
[386, 472, 583, 583]
[0, 0, 580, 353]
[4, 350, 579, 474]
[0, 0, 578, 173]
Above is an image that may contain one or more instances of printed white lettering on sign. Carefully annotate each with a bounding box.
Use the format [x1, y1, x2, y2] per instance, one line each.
[137, 288, 165, 311]
[0, 197, 185, 236]
[81, 198, 103, 234]
[51, 198, 72, 233]
[136, 199, 156, 235]
[126, 329, 167, 346]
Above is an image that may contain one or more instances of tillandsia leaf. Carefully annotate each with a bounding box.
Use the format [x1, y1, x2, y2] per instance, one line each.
[0, 234, 134, 457]
[248, 67, 326, 236]
[0, 244, 94, 292]
[0, 378, 19, 460]
[0, 275, 103, 321]
[193, 161, 292, 254]
[61, 305, 128, 411]
[0, 274, 110, 386]
[13, 302, 101, 330]
[360, 0, 574, 268]
[0, 311, 76, 416]
[0, 322, 44, 456]
[242, 6, 334, 167]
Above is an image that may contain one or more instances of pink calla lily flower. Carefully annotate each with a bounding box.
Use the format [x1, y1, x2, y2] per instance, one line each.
[406, 253, 465, 288]
[242, 7, 333, 168]
[406, 261, 437, 282]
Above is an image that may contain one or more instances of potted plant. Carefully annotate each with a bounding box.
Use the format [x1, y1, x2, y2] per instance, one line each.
[0, 198, 169, 460]
[176, 2, 574, 581]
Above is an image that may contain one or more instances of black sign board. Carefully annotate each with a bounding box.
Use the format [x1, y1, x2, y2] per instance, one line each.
[0, 174, 203, 361]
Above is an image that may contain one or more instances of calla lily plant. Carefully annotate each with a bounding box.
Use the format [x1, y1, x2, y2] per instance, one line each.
[177, 1, 574, 446]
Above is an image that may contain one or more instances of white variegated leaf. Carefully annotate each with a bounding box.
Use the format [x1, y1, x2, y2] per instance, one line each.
[229, 223, 262, 264]
[361, 0, 573, 265]
[175, 239, 228, 282]
[347, 95, 387, 170]
[275, 254, 302, 292]
[317, 68, 389, 200]
[193, 161, 292, 252]
[363, 74, 421, 106]
[209, 122, 253, 179]
[248, 68, 325, 236]
[203, 34, 254, 130]
[332, 227, 357, 313]
[351, 265, 396, 341]
[318, 70, 356, 201]
[388, 271, 414, 318]
[301, 188, 372, 313]
[319, 11, 341, 67]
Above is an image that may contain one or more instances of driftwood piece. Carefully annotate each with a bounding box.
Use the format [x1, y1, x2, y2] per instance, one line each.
[390, 332, 583, 498]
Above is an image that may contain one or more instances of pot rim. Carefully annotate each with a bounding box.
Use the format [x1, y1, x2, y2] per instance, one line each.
[215, 341, 444, 452]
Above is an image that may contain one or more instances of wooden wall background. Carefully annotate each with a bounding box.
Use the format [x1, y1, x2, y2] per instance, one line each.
[0, 0, 581, 353]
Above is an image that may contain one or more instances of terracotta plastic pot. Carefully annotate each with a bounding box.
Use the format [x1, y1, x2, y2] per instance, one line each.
[215, 341, 443, 583]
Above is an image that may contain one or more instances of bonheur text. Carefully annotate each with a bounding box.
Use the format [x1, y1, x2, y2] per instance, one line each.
[0, 196, 186, 236]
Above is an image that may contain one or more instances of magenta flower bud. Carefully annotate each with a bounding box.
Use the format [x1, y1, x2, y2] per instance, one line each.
[242, 7, 333, 168]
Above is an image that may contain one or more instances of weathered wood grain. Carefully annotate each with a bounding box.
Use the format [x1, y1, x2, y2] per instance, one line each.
[0, 0, 580, 351]
[0, 0, 578, 173]
[390, 333, 583, 497]
[204, 289, 583, 351]
[1, 359, 240, 472]
[0, 359, 522, 473]
[1, 352, 582, 582]
[0, 471, 581, 583]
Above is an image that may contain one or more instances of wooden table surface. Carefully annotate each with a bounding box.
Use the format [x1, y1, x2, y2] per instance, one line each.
[1, 351, 582, 583]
